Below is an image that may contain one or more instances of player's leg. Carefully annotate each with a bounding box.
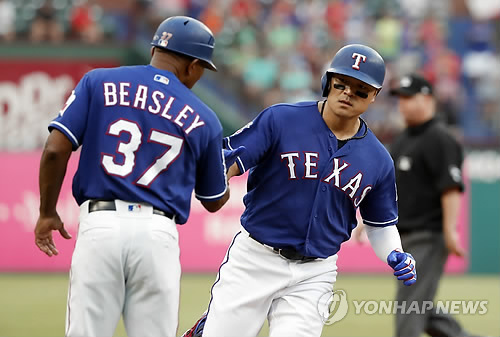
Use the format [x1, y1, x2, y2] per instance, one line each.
[122, 214, 181, 337]
[267, 256, 338, 337]
[65, 205, 125, 337]
[202, 229, 291, 337]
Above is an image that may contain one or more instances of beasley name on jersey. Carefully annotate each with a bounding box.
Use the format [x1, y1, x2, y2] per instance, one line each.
[224, 101, 398, 258]
[49, 65, 227, 224]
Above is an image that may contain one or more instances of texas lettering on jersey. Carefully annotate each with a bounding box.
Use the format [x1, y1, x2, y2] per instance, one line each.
[224, 101, 398, 258]
[281, 153, 371, 207]
[102, 82, 205, 135]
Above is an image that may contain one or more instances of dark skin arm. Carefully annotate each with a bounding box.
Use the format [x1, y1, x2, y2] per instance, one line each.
[200, 163, 241, 212]
[201, 189, 230, 213]
[35, 129, 73, 256]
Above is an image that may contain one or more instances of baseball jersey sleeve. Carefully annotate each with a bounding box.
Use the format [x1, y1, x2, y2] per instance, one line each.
[223, 107, 275, 173]
[424, 132, 464, 193]
[48, 74, 91, 150]
[194, 131, 228, 201]
[360, 164, 399, 227]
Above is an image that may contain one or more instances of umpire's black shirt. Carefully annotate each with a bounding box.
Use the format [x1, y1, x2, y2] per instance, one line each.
[390, 118, 464, 234]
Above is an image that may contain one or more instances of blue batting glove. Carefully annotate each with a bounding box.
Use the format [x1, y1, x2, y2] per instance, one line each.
[224, 146, 246, 169]
[387, 249, 417, 286]
[180, 311, 207, 337]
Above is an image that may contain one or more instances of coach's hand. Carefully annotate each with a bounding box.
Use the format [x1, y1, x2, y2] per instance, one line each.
[223, 146, 246, 170]
[387, 249, 417, 286]
[35, 213, 72, 257]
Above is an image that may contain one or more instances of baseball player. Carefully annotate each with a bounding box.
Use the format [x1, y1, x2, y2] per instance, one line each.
[181, 44, 417, 337]
[34, 16, 231, 337]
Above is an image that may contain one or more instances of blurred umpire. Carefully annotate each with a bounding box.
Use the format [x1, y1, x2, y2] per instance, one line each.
[390, 74, 480, 337]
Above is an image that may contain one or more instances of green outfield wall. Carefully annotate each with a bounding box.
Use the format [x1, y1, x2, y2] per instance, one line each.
[467, 150, 500, 274]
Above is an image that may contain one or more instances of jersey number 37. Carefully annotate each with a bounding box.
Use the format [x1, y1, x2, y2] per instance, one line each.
[101, 119, 183, 187]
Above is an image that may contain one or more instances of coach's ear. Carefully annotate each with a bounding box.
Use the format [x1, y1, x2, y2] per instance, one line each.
[181, 59, 204, 89]
[188, 58, 203, 73]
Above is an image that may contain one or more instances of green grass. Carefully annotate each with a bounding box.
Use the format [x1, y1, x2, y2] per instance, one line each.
[0, 273, 498, 337]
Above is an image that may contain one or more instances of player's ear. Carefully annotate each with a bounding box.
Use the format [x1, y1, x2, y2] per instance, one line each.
[371, 89, 380, 103]
[150, 46, 155, 57]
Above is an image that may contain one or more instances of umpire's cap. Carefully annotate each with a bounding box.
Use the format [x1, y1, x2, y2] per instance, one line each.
[151, 16, 217, 71]
[390, 73, 433, 96]
[321, 44, 385, 96]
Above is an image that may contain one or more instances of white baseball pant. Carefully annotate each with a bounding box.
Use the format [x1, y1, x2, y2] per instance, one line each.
[65, 200, 180, 337]
[203, 226, 338, 337]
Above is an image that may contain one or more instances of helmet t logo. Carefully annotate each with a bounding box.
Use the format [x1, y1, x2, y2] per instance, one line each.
[351, 53, 367, 70]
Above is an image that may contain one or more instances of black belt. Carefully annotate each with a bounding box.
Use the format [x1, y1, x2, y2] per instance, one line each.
[249, 234, 317, 261]
[88, 200, 174, 220]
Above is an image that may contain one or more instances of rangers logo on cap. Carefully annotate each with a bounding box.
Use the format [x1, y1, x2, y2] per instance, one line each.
[351, 53, 367, 70]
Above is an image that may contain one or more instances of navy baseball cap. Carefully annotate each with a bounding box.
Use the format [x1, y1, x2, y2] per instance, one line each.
[390, 73, 433, 96]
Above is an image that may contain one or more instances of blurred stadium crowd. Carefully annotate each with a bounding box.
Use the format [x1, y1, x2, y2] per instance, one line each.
[1, 0, 499, 145]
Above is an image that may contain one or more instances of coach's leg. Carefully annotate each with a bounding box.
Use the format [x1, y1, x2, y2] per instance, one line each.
[122, 216, 181, 337]
[202, 230, 290, 337]
[65, 209, 124, 337]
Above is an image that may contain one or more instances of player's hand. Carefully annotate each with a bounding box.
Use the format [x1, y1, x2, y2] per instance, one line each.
[34, 214, 72, 257]
[387, 249, 417, 286]
[180, 311, 207, 337]
[223, 146, 246, 171]
[444, 232, 466, 258]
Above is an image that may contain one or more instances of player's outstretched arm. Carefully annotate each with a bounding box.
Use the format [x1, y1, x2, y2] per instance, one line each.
[223, 146, 245, 174]
[365, 224, 417, 286]
[226, 162, 241, 180]
[35, 129, 73, 257]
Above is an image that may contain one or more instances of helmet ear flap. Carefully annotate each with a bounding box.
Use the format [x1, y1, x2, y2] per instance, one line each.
[321, 73, 330, 97]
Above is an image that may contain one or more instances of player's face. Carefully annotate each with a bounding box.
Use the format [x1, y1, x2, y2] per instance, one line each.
[327, 75, 378, 118]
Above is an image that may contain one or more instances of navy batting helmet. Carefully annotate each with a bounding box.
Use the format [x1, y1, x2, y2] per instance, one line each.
[151, 16, 217, 71]
[321, 44, 385, 96]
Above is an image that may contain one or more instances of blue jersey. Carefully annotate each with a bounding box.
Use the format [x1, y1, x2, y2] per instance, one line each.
[49, 65, 227, 224]
[224, 101, 398, 258]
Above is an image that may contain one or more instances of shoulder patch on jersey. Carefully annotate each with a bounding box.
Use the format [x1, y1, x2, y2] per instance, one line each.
[397, 156, 412, 171]
[449, 165, 462, 183]
[232, 121, 253, 136]
[59, 90, 76, 116]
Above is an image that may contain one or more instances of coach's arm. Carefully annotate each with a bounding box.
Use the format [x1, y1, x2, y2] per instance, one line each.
[35, 129, 73, 257]
[200, 189, 230, 213]
[201, 146, 246, 212]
